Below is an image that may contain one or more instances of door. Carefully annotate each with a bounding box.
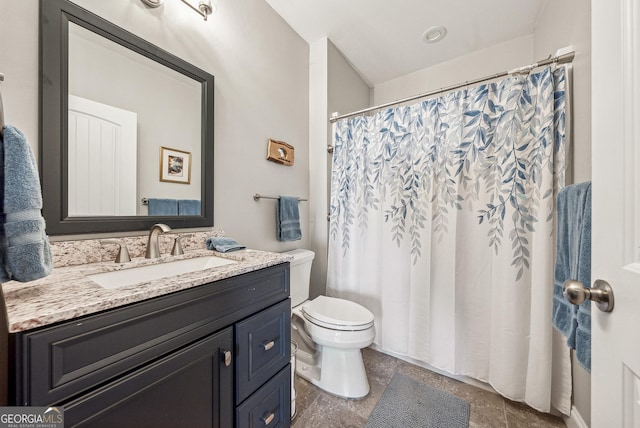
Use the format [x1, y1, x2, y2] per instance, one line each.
[592, 0, 640, 426]
[68, 95, 137, 216]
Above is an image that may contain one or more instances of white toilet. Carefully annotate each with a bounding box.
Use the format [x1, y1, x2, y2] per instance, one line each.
[285, 249, 375, 399]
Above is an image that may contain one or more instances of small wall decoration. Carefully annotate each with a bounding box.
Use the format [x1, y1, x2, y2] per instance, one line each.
[267, 139, 294, 166]
[159, 146, 191, 184]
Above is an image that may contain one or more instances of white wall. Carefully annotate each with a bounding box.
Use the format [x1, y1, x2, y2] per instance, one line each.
[0, 1, 39, 157]
[534, 0, 591, 184]
[308, 38, 330, 299]
[328, 40, 371, 120]
[307, 40, 370, 299]
[0, 0, 310, 252]
[534, 1, 592, 425]
[372, 35, 534, 105]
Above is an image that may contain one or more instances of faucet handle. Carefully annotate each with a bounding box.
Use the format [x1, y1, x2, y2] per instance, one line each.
[100, 239, 132, 263]
[171, 234, 194, 256]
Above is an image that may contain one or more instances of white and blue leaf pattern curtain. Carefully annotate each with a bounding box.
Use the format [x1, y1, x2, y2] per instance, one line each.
[328, 66, 571, 413]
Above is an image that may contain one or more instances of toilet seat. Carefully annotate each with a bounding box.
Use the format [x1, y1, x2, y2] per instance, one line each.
[301, 296, 374, 331]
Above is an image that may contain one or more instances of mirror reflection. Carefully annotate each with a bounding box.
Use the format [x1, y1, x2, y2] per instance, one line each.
[67, 23, 202, 217]
[40, 0, 214, 235]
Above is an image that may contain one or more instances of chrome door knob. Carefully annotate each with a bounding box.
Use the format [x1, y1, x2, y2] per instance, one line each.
[562, 279, 615, 312]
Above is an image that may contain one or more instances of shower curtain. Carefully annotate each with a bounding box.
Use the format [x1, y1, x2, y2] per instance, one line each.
[327, 66, 571, 413]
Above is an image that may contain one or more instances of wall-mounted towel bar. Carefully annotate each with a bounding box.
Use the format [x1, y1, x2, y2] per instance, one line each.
[253, 193, 308, 202]
[141, 198, 149, 205]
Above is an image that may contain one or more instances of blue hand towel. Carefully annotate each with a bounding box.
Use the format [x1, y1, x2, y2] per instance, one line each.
[148, 198, 178, 216]
[178, 199, 201, 216]
[551, 182, 592, 372]
[276, 196, 302, 242]
[206, 237, 246, 253]
[0, 125, 53, 282]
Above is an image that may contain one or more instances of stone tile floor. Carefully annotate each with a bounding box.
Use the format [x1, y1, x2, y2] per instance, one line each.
[291, 347, 566, 428]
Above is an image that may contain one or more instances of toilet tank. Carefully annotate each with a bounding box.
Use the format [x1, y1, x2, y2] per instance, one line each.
[284, 249, 315, 307]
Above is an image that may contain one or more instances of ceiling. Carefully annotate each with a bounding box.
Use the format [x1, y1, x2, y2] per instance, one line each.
[264, 0, 549, 86]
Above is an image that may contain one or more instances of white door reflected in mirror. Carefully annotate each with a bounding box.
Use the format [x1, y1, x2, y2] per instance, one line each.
[68, 95, 137, 216]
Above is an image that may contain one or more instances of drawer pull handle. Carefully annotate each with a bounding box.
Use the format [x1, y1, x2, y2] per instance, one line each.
[262, 412, 275, 425]
[223, 350, 232, 367]
[262, 340, 275, 351]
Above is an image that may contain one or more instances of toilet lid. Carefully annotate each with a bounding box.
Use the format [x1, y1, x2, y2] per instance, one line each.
[301, 296, 374, 331]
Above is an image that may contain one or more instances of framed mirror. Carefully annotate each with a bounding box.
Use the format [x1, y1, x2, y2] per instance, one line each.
[40, 0, 214, 235]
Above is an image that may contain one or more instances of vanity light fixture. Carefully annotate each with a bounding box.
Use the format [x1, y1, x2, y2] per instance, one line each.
[181, 0, 216, 20]
[140, 0, 164, 8]
[140, 0, 216, 21]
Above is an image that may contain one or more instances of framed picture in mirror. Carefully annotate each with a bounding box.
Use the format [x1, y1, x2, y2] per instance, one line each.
[160, 146, 192, 184]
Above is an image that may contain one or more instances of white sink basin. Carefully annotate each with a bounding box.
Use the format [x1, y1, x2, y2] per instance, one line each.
[88, 256, 237, 289]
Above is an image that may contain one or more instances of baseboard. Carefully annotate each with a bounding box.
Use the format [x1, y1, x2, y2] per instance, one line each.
[563, 405, 588, 428]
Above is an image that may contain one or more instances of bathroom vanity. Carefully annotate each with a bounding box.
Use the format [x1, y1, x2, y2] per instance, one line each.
[2, 246, 292, 428]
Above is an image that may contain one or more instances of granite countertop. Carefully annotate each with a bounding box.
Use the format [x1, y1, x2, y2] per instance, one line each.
[1, 249, 292, 333]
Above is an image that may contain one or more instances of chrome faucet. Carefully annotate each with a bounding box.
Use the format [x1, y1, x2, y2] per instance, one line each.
[145, 223, 171, 258]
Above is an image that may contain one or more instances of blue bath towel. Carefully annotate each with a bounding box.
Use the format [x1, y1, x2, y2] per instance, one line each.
[276, 196, 302, 242]
[178, 199, 201, 216]
[551, 182, 591, 372]
[576, 300, 591, 372]
[575, 184, 592, 372]
[0, 125, 53, 282]
[205, 237, 246, 253]
[148, 198, 178, 216]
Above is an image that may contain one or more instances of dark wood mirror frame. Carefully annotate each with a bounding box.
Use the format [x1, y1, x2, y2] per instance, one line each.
[40, 0, 214, 235]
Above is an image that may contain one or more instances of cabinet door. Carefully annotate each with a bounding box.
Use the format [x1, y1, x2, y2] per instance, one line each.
[63, 328, 233, 428]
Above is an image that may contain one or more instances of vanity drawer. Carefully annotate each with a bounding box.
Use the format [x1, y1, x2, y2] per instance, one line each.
[236, 365, 291, 428]
[12, 264, 289, 406]
[235, 299, 291, 404]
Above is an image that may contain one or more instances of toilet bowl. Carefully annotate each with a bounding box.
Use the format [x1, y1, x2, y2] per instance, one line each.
[292, 296, 375, 399]
[285, 249, 376, 399]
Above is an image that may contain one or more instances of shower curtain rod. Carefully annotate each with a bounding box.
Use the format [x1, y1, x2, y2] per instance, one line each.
[329, 51, 575, 124]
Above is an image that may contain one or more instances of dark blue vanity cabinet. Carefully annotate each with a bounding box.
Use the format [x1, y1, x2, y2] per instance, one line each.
[8, 263, 291, 428]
